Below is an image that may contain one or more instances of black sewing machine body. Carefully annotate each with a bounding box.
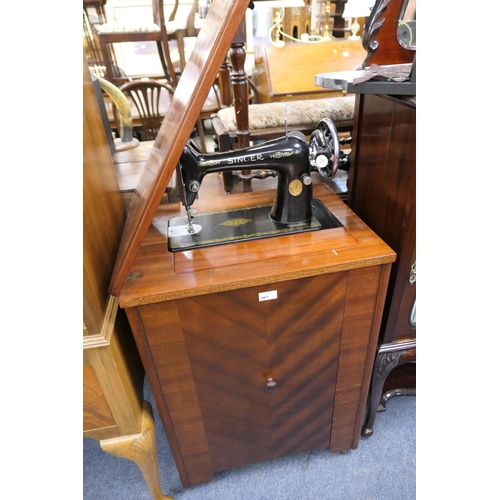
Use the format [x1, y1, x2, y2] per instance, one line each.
[168, 119, 341, 252]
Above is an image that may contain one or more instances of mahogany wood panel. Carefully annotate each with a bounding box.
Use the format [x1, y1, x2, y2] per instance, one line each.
[387, 201, 415, 340]
[348, 94, 415, 343]
[329, 264, 391, 452]
[109, 0, 251, 296]
[127, 263, 390, 486]
[127, 302, 214, 487]
[83, 365, 116, 431]
[180, 273, 346, 470]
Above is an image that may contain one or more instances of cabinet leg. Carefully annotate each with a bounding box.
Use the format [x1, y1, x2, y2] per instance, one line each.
[361, 350, 402, 438]
[100, 400, 173, 500]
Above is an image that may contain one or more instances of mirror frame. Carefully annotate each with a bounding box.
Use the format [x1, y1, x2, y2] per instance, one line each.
[361, 0, 416, 67]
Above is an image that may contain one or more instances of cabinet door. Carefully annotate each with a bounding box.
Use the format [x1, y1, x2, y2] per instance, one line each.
[176, 272, 347, 472]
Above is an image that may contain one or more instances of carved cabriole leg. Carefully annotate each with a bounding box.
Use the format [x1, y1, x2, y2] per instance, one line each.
[361, 341, 416, 437]
[229, 20, 252, 192]
[361, 349, 403, 438]
[100, 400, 173, 500]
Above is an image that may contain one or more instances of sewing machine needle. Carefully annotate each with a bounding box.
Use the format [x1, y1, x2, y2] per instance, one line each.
[176, 162, 195, 233]
[186, 207, 194, 233]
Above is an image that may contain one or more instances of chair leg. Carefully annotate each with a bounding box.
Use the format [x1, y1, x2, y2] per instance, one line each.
[156, 41, 177, 85]
[196, 118, 207, 153]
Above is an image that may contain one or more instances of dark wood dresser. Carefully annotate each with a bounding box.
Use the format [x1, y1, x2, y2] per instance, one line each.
[347, 92, 416, 436]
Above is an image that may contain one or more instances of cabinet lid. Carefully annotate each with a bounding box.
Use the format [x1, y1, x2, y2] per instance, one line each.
[109, 0, 249, 297]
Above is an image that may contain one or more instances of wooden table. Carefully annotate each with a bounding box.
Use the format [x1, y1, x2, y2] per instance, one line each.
[117, 183, 396, 487]
[252, 39, 367, 103]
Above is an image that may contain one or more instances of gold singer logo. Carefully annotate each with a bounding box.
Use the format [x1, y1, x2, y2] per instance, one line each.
[219, 218, 252, 227]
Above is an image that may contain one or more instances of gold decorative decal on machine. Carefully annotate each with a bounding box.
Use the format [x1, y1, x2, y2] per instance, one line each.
[199, 159, 222, 167]
[289, 179, 303, 196]
[270, 151, 293, 159]
[219, 218, 252, 227]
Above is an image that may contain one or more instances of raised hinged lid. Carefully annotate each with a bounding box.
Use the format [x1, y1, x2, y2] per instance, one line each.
[108, 0, 250, 297]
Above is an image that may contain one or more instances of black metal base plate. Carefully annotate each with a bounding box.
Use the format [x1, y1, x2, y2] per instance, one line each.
[168, 200, 338, 252]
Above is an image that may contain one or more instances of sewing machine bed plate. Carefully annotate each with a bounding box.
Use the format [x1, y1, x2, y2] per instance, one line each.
[167, 199, 342, 252]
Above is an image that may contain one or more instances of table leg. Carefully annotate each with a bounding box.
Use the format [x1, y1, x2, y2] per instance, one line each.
[100, 400, 173, 500]
[229, 20, 252, 192]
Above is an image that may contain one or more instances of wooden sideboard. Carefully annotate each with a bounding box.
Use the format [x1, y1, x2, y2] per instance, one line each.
[83, 54, 171, 500]
[252, 39, 366, 102]
[347, 92, 416, 437]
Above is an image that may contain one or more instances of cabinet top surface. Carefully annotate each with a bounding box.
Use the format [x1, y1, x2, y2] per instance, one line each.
[118, 184, 395, 308]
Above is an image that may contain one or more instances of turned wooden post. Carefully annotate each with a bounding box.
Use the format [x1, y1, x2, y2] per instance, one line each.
[218, 56, 232, 108]
[229, 19, 252, 192]
[218, 55, 235, 193]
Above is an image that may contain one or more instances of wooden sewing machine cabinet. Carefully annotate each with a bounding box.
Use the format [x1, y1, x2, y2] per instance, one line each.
[107, 0, 395, 489]
[116, 184, 395, 487]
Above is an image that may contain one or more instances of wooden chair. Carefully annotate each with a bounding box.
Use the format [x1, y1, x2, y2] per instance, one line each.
[119, 78, 214, 152]
[168, 0, 205, 73]
[83, 0, 112, 77]
[119, 79, 176, 141]
[96, 0, 180, 86]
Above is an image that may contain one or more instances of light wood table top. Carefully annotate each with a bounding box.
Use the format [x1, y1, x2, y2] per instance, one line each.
[253, 39, 367, 102]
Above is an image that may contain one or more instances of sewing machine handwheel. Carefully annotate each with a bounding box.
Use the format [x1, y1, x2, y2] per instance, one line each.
[308, 118, 340, 178]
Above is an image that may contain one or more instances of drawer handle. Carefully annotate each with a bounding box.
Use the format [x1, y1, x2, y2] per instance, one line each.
[266, 378, 277, 392]
[409, 261, 416, 285]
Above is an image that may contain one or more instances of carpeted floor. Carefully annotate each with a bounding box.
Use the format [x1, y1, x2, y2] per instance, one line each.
[83, 378, 416, 499]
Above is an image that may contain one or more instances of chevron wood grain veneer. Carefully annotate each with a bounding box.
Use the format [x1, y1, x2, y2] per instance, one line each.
[118, 184, 395, 488]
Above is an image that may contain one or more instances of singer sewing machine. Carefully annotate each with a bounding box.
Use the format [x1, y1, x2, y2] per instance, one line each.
[168, 118, 343, 252]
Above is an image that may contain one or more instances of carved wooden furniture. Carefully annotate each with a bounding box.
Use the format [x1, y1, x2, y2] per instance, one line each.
[101, 0, 397, 489]
[348, 92, 416, 437]
[83, 55, 171, 500]
[361, 0, 415, 67]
